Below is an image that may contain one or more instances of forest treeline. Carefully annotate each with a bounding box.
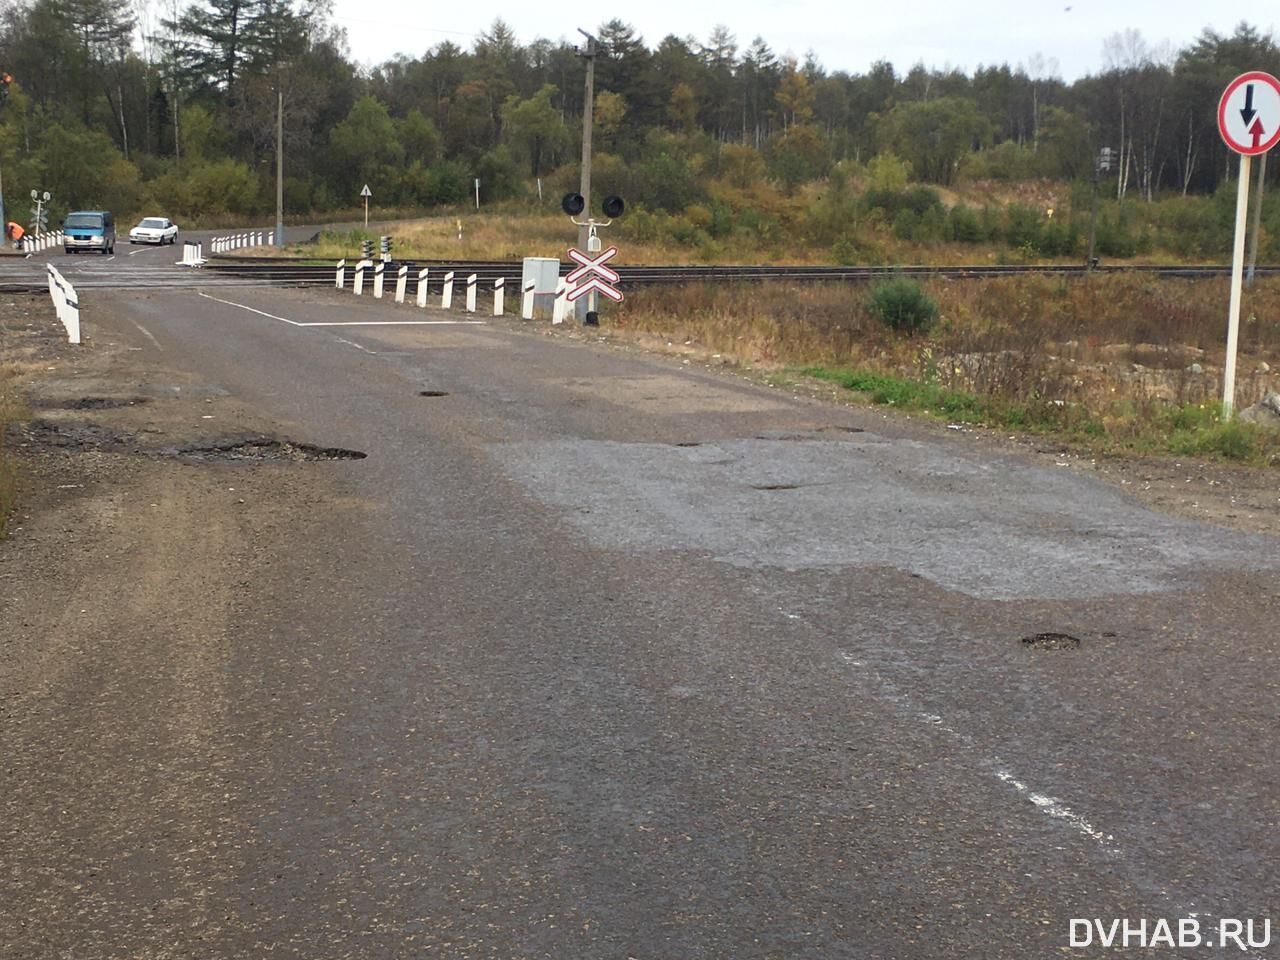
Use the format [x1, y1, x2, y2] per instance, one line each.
[0, 1, 1277, 248]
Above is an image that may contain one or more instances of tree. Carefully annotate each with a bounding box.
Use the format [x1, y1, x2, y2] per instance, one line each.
[875, 97, 992, 185]
[328, 96, 404, 198]
[500, 83, 567, 176]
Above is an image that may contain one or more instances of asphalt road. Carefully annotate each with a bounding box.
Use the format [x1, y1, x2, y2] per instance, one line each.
[3, 250, 1279, 958]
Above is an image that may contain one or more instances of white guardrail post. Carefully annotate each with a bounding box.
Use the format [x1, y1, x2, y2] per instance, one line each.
[373, 261, 385, 299]
[493, 278, 504, 316]
[521, 280, 535, 320]
[416, 268, 429, 308]
[46, 265, 81, 344]
[552, 280, 569, 324]
[465, 273, 477, 313]
[395, 265, 408, 303]
[442, 271, 454, 310]
[335, 259, 346, 289]
[354, 259, 370, 295]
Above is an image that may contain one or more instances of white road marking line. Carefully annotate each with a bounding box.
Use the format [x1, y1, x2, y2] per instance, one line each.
[196, 292, 489, 328]
[296, 320, 489, 327]
[128, 249, 146, 256]
[197, 291, 304, 325]
[131, 321, 162, 349]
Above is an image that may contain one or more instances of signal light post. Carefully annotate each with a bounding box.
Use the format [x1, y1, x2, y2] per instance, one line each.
[562, 192, 625, 324]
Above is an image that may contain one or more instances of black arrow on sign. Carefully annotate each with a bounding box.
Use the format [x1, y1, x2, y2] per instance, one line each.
[1241, 84, 1257, 125]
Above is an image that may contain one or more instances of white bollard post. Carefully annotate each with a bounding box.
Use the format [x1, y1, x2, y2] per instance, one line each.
[335, 259, 346, 289]
[195, 242, 204, 265]
[465, 273, 477, 313]
[442, 271, 455, 310]
[63, 276, 80, 344]
[373, 261, 385, 299]
[521, 280, 535, 320]
[354, 259, 369, 295]
[493, 278, 505, 316]
[552, 281, 569, 324]
[395, 264, 408, 303]
[416, 268, 430, 308]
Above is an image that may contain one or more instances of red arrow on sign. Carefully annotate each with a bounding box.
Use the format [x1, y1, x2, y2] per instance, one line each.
[566, 275, 624, 303]
[566, 246, 620, 285]
[1250, 118, 1266, 149]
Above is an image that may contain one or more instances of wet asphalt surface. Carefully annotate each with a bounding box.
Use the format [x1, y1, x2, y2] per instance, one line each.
[3, 265, 1279, 958]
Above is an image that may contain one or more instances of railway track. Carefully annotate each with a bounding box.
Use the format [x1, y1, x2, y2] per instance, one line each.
[202, 258, 1280, 288]
[1, 255, 1276, 295]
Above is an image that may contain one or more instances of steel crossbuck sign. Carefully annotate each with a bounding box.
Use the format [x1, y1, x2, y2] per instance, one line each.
[565, 246, 623, 303]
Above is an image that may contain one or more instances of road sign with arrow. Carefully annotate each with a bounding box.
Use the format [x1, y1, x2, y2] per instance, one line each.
[1218, 71, 1280, 156]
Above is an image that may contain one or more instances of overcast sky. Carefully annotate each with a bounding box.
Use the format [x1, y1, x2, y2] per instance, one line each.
[327, 1, 1277, 81]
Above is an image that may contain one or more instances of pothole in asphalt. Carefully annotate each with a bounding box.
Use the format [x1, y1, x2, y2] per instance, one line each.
[674, 441, 702, 447]
[164, 439, 367, 462]
[752, 483, 801, 491]
[1021, 632, 1081, 650]
[35, 396, 152, 410]
[419, 390, 449, 397]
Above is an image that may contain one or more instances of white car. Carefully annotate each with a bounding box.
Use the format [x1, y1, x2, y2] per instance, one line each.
[129, 217, 179, 245]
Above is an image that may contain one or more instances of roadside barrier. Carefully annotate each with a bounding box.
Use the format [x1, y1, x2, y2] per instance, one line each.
[331, 258, 528, 319]
[46, 265, 80, 344]
[211, 229, 271, 253]
[178, 241, 206, 266]
[552, 280, 570, 324]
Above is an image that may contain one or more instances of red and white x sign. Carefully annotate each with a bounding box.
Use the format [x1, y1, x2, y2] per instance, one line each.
[566, 246, 620, 284]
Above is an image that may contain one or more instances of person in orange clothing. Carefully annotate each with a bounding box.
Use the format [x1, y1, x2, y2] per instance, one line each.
[6, 221, 25, 250]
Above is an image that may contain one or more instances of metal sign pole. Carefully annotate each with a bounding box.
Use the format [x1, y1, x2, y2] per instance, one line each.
[1223, 152, 1252, 416]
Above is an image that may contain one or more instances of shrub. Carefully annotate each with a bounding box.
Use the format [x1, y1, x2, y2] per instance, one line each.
[867, 278, 938, 334]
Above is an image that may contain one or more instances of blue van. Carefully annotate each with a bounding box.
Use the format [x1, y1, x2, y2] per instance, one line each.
[63, 210, 116, 254]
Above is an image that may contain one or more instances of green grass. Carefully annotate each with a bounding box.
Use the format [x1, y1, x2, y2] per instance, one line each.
[799, 365, 1280, 463]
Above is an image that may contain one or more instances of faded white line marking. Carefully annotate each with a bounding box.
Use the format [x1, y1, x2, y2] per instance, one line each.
[197, 291, 304, 325]
[994, 770, 1117, 852]
[334, 336, 375, 353]
[131, 321, 162, 349]
[128, 249, 146, 257]
[830, 644, 1119, 854]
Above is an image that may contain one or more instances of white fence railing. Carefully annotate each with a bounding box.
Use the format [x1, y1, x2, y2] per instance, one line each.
[46, 264, 80, 344]
[21, 230, 64, 254]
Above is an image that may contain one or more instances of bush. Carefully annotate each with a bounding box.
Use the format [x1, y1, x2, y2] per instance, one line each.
[867, 278, 938, 334]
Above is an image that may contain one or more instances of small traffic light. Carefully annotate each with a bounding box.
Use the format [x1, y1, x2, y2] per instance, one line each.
[561, 193, 585, 216]
[601, 195, 625, 218]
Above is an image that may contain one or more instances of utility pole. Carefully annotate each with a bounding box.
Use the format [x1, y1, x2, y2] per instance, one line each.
[575, 28, 596, 322]
[1246, 151, 1266, 287]
[275, 87, 284, 248]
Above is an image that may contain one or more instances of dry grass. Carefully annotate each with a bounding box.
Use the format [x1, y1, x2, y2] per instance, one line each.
[608, 274, 1280, 461]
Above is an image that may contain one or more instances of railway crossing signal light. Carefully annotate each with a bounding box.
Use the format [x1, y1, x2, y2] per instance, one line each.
[561, 193, 585, 216]
[601, 195, 624, 218]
